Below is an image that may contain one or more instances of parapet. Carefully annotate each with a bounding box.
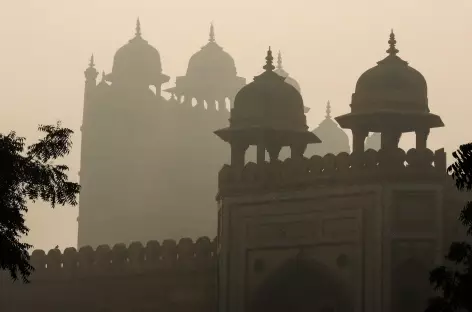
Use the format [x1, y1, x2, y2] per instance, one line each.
[19, 237, 216, 281]
[218, 148, 447, 197]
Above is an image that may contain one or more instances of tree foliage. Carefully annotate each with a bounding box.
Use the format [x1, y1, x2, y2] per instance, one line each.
[0, 122, 80, 283]
[426, 143, 472, 312]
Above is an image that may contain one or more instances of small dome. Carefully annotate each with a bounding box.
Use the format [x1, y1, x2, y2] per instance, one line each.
[97, 72, 110, 89]
[186, 24, 237, 78]
[231, 48, 307, 131]
[352, 31, 428, 114]
[310, 102, 350, 155]
[274, 51, 310, 113]
[274, 51, 301, 93]
[313, 102, 349, 141]
[108, 19, 168, 86]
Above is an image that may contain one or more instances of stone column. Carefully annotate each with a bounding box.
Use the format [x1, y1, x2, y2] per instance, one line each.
[290, 142, 307, 160]
[415, 129, 430, 150]
[266, 144, 282, 162]
[218, 99, 226, 111]
[230, 143, 248, 168]
[381, 131, 401, 150]
[257, 144, 266, 164]
[352, 129, 368, 153]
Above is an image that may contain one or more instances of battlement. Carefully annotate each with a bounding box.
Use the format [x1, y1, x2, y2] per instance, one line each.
[13, 237, 217, 281]
[218, 148, 447, 196]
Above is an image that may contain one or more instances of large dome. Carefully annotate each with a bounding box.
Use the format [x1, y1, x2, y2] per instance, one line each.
[108, 19, 169, 86]
[352, 31, 428, 114]
[230, 48, 307, 132]
[186, 24, 237, 78]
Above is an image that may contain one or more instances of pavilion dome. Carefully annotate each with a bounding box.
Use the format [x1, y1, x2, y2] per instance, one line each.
[352, 31, 428, 114]
[186, 24, 237, 78]
[108, 19, 168, 86]
[230, 48, 307, 131]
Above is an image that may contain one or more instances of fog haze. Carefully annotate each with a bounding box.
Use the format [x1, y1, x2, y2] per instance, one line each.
[1, 0, 471, 251]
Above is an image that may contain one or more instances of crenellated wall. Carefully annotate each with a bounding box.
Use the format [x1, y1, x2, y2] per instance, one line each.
[218, 148, 447, 197]
[0, 237, 217, 312]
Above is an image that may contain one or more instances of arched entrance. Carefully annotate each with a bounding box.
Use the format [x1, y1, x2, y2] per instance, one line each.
[391, 258, 432, 312]
[250, 257, 354, 312]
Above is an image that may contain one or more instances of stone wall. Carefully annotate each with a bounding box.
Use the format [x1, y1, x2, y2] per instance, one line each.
[0, 237, 217, 312]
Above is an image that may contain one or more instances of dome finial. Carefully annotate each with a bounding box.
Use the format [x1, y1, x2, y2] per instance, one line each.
[277, 51, 283, 70]
[386, 29, 399, 56]
[209, 22, 215, 42]
[263, 46, 275, 72]
[326, 100, 331, 118]
[89, 54, 95, 68]
[135, 18, 142, 37]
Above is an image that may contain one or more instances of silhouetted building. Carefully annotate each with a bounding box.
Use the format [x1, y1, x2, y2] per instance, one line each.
[216, 31, 458, 312]
[78, 20, 350, 248]
[78, 20, 235, 247]
[4, 29, 466, 312]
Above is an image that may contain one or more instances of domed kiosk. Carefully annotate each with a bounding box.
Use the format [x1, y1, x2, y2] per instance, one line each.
[335, 30, 444, 152]
[106, 19, 170, 92]
[215, 47, 320, 165]
[165, 23, 246, 110]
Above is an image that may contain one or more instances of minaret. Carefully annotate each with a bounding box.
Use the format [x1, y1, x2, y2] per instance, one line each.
[82, 54, 98, 132]
[78, 54, 99, 246]
[84, 54, 98, 99]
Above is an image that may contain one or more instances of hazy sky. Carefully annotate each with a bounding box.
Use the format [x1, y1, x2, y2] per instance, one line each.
[1, 0, 471, 251]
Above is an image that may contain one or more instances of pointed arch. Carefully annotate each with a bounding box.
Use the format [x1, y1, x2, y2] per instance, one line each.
[250, 257, 353, 312]
[391, 257, 432, 312]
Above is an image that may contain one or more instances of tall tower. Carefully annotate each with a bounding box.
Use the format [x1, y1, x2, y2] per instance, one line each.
[151, 23, 247, 241]
[215, 48, 321, 312]
[77, 55, 99, 246]
[78, 20, 171, 248]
